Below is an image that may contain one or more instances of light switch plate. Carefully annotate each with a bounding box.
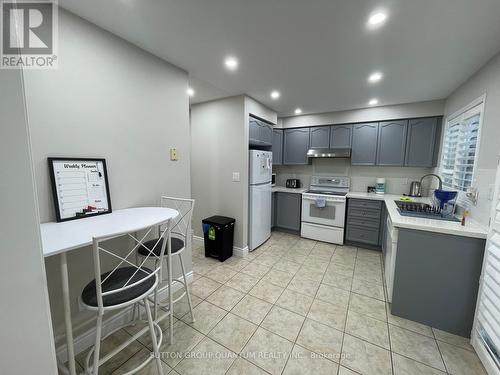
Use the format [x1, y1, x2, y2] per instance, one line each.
[170, 148, 178, 161]
[488, 184, 494, 200]
[232, 172, 240, 182]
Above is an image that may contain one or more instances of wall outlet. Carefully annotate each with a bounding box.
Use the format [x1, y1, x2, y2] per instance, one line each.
[232, 172, 240, 182]
[403, 178, 409, 185]
[170, 148, 178, 161]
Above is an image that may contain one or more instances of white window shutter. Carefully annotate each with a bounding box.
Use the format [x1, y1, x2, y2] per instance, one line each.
[472, 157, 500, 374]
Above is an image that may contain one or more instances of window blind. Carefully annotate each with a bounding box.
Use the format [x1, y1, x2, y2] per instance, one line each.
[440, 103, 482, 200]
[473, 167, 500, 374]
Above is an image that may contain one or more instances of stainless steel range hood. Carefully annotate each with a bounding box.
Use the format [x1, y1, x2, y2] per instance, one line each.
[307, 148, 351, 158]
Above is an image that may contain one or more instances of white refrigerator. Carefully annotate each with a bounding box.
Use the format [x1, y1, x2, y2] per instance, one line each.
[249, 150, 272, 251]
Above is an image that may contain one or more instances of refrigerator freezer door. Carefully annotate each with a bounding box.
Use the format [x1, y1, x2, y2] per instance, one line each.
[249, 150, 272, 185]
[249, 182, 272, 250]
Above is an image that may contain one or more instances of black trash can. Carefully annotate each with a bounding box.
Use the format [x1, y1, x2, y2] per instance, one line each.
[202, 216, 235, 262]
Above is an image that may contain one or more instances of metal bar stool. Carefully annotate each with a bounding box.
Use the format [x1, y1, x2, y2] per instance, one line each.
[80, 219, 172, 375]
[135, 197, 196, 343]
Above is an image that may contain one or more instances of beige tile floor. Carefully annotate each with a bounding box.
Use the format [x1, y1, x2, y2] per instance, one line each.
[73, 231, 487, 375]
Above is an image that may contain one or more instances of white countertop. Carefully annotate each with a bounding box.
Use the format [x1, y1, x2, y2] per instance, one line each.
[40, 207, 179, 257]
[346, 192, 488, 239]
[272, 186, 308, 194]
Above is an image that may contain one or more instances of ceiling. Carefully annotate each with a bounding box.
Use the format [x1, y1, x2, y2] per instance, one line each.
[60, 0, 500, 117]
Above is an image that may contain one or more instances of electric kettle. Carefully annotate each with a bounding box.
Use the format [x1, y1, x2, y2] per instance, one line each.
[408, 181, 422, 197]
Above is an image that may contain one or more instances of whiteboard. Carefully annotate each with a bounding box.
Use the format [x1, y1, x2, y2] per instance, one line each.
[48, 158, 112, 222]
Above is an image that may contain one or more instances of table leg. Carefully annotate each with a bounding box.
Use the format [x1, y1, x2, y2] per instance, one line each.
[168, 237, 173, 344]
[61, 252, 77, 375]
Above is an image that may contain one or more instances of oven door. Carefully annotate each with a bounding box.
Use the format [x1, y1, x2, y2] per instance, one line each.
[301, 195, 346, 227]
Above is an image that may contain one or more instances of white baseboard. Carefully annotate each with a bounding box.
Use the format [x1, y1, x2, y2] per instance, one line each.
[56, 272, 193, 364]
[193, 236, 248, 258]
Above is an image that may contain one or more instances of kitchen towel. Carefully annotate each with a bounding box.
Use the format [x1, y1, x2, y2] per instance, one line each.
[315, 197, 326, 208]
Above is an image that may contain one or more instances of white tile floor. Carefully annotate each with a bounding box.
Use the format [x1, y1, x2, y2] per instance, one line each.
[73, 231, 487, 375]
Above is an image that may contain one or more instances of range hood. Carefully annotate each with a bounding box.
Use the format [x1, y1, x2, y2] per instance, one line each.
[307, 148, 351, 158]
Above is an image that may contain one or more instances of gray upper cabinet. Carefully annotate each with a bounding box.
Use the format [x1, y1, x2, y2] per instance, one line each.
[309, 126, 330, 149]
[260, 122, 273, 145]
[249, 118, 261, 145]
[272, 129, 283, 165]
[351, 122, 379, 165]
[330, 124, 352, 148]
[249, 117, 273, 146]
[405, 117, 439, 167]
[283, 128, 310, 165]
[377, 120, 408, 166]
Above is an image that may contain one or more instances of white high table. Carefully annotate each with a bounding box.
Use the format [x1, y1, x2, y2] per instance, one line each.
[40, 207, 179, 375]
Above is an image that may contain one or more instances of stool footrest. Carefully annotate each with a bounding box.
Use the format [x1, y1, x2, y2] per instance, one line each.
[85, 310, 168, 373]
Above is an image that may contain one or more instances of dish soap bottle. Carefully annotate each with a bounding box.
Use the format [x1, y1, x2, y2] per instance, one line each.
[461, 210, 469, 226]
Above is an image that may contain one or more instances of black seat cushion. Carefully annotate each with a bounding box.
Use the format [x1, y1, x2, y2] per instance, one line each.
[81, 266, 156, 307]
[137, 237, 184, 257]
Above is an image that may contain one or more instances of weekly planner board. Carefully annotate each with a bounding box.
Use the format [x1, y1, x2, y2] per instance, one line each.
[48, 158, 112, 222]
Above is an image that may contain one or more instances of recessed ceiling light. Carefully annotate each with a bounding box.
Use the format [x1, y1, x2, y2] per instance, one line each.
[270, 90, 280, 99]
[186, 87, 195, 97]
[224, 56, 238, 71]
[294, 108, 302, 115]
[367, 12, 387, 28]
[368, 72, 383, 84]
[368, 98, 379, 106]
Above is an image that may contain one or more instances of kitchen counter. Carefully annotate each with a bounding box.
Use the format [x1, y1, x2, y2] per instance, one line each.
[346, 192, 488, 239]
[272, 186, 308, 194]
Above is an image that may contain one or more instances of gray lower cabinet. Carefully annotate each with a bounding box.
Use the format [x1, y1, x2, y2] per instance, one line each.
[283, 128, 310, 165]
[351, 122, 379, 165]
[249, 117, 273, 146]
[345, 198, 383, 248]
[392, 228, 486, 336]
[272, 129, 283, 165]
[309, 126, 330, 149]
[275, 192, 301, 232]
[271, 192, 276, 228]
[377, 120, 408, 166]
[330, 124, 352, 148]
[405, 117, 441, 167]
[380, 205, 388, 257]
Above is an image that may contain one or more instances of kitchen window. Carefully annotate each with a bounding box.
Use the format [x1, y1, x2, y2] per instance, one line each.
[439, 95, 485, 201]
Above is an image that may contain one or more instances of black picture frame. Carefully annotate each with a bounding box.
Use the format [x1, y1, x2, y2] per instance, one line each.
[48, 157, 112, 222]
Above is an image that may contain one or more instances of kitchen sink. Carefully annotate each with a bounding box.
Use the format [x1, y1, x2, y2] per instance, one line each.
[395, 200, 460, 222]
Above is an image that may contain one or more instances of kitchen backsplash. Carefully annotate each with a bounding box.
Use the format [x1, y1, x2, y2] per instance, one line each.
[273, 158, 434, 195]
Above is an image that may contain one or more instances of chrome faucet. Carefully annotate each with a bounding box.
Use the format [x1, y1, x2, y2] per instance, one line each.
[420, 174, 443, 195]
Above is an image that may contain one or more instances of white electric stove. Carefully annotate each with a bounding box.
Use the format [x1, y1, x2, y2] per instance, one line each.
[301, 176, 350, 244]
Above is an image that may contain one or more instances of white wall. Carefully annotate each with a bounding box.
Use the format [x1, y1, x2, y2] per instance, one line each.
[191, 95, 276, 250]
[0, 69, 57, 372]
[445, 52, 500, 171]
[22, 9, 192, 344]
[440, 51, 500, 226]
[280, 100, 445, 128]
[191, 96, 246, 247]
